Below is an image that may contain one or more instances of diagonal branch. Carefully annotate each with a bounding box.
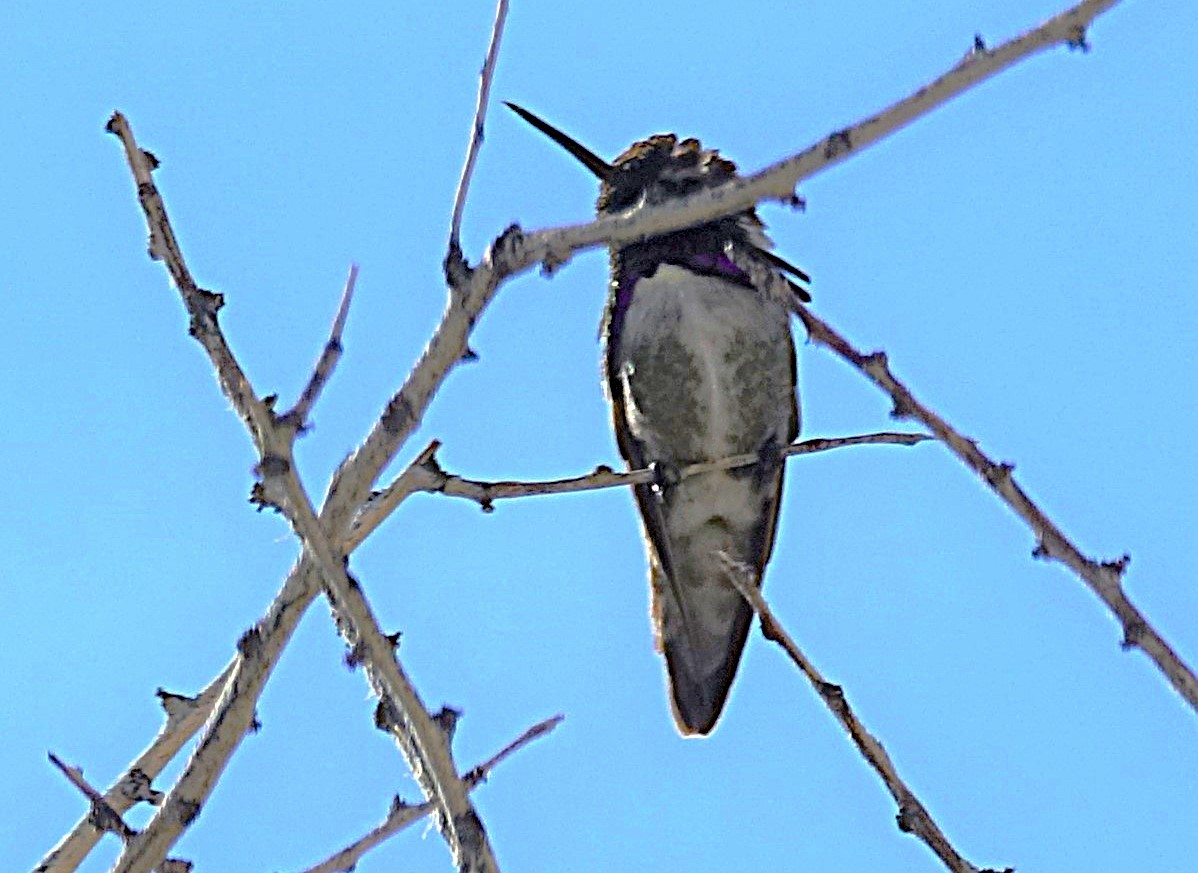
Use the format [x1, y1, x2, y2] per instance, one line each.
[256, 437, 502, 872]
[283, 263, 358, 428]
[36, 667, 233, 873]
[790, 302, 1198, 716]
[298, 715, 563, 873]
[724, 560, 1009, 873]
[104, 118, 502, 873]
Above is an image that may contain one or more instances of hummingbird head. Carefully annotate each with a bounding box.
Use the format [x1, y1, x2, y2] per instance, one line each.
[600, 135, 739, 215]
[504, 102, 811, 300]
[504, 102, 739, 216]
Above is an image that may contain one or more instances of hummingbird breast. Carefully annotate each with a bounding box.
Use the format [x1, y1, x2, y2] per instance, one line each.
[612, 263, 796, 466]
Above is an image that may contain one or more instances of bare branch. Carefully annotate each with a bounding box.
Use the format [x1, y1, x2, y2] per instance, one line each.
[105, 113, 279, 456]
[298, 715, 563, 873]
[448, 0, 509, 246]
[48, 753, 138, 845]
[490, 0, 1121, 270]
[724, 560, 1005, 873]
[105, 120, 501, 873]
[283, 263, 359, 428]
[36, 666, 233, 873]
[260, 440, 502, 872]
[378, 432, 930, 511]
[790, 301, 1198, 716]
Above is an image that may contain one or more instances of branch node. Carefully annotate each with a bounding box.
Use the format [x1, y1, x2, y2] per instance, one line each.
[432, 705, 463, 742]
[374, 697, 402, 733]
[118, 768, 164, 807]
[87, 802, 131, 839]
[174, 797, 202, 826]
[862, 350, 889, 370]
[185, 289, 225, 339]
[382, 394, 416, 435]
[156, 687, 198, 718]
[345, 639, 368, 670]
[889, 397, 916, 420]
[444, 239, 475, 289]
[785, 192, 807, 211]
[823, 129, 853, 160]
[487, 223, 527, 272]
[817, 681, 847, 715]
[985, 461, 1015, 487]
[1103, 553, 1131, 577]
[1122, 618, 1148, 652]
[236, 627, 263, 659]
[452, 809, 489, 855]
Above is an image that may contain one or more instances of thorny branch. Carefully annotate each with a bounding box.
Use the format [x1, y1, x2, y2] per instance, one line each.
[724, 563, 1010, 873]
[36, 668, 233, 872]
[104, 113, 503, 873]
[298, 715, 563, 873]
[791, 302, 1198, 714]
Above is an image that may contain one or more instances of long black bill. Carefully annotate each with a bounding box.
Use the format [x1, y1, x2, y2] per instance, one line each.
[504, 102, 612, 181]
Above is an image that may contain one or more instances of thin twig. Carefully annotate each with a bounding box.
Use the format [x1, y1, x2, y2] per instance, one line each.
[723, 560, 1006, 873]
[48, 753, 138, 844]
[448, 0, 509, 246]
[361, 431, 929, 515]
[299, 715, 563, 873]
[105, 114, 276, 456]
[284, 263, 359, 427]
[791, 301, 1198, 716]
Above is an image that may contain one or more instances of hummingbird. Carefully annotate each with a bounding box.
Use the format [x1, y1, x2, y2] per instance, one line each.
[507, 103, 809, 735]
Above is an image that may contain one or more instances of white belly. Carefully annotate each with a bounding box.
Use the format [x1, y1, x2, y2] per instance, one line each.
[614, 264, 796, 464]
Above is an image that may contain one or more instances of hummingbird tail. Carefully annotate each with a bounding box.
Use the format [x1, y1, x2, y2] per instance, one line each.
[652, 558, 756, 736]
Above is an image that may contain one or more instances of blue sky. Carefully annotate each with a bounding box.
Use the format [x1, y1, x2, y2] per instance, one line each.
[5, 2, 1197, 871]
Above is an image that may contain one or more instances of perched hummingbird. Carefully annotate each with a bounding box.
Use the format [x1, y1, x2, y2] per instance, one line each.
[507, 104, 810, 735]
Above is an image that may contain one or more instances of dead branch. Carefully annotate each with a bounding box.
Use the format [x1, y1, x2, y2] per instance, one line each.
[361, 431, 930, 515]
[724, 560, 1010, 873]
[298, 715, 563, 873]
[790, 302, 1198, 716]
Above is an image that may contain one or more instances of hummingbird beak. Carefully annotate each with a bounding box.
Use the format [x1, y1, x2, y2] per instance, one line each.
[504, 102, 613, 181]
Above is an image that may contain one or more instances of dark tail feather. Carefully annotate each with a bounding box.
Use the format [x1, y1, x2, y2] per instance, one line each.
[663, 598, 754, 736]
